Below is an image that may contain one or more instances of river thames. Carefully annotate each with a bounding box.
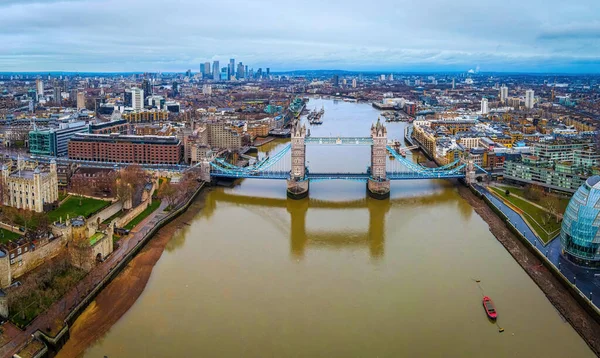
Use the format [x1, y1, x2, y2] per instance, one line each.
[83, 99, 593, 357]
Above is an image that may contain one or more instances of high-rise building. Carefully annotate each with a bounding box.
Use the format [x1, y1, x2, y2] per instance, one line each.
[200, 63, 205, 75]
[245, 65, 248, 77]
[129, 87, 144, 111]
[332, 75, 339, 87]
[36, 79, 44, 100]
[525, 89, 535, 109]
[212, 60, 220, 81]
[237, 63, 245, 79]
[202, 84, 212, 95]
[172, 81, 179, 97]
[452, 78, 455, 89]
[380, 74, 386, 81]
[230, 58, 235, 77]
[204, 62, 211, 76]
[142, 79, 152, 97]
[266, 68, 270, 77]
[480, 98, 489, 114]
[500, 85, 508, 104]
[77, 92, 86, 110]
[352, 78, 357, 88]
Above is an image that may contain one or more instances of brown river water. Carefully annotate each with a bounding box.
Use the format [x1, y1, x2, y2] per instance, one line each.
[79, 99, 593, 357]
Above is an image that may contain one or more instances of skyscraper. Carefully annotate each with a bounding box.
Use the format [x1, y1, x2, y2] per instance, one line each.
[172, 81, 179, 97]
[352, 78, 357, 88]
[204, 62, 211, 76]
[525, 89, 535, 109]
[500, 85, 508, 104]
[480, 98, 489, 114]
[77, 92, 86, 110]
[266, 68, 270, 77]
[200, 63, 205, 75]
[36, 79, 44, 100]
[332, 75, 339, 87]
[237, 62, 245, 79]
[128, 87, 144, 111]
[212, 60, 220, 81]
[230, 58, 235, 77]
[142, 78, 152, 97]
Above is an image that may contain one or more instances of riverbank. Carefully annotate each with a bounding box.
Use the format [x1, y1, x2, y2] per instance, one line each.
[56, 187, 210, 357]
[456, 184, 600, 355]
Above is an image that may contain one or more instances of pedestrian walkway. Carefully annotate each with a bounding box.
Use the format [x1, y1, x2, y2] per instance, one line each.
[474, 184, 600, 310]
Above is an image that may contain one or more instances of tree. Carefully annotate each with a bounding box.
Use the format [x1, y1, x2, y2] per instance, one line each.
[524, 184, 543, 202]
[115, 165, 146, 205]
[541, 195, 561, 223]
[505, 189, 510, 196]
[67, 231, 93, 272]
[159, 182, 178, 208]
[70, 175, 92, 205]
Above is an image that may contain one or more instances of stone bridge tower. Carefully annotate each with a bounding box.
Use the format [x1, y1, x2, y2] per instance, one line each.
[367, 118, 390, 199]
[287, 123, 309, 199]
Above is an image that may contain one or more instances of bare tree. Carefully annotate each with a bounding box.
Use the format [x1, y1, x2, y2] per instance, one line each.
[541, 196, 561, 223]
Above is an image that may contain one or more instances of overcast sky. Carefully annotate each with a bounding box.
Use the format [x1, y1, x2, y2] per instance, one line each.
[1, 0, 599, 73]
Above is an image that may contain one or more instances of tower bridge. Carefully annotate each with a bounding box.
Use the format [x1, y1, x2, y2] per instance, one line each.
[200, 119, 487, 199]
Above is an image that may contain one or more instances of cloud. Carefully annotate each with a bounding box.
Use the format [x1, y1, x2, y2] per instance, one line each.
[0, 0, 599, 72]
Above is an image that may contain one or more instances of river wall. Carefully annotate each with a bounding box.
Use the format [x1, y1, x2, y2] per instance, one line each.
[36, 182, 207, 352]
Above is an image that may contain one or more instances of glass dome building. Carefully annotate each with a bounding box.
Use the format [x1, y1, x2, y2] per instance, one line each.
[560, 176, 600, 267]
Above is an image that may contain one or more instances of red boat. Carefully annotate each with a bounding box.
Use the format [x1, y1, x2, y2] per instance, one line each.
[483, 296, 497, 320]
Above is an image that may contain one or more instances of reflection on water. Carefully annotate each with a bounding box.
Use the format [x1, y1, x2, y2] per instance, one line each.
[83, 99, 593, 358]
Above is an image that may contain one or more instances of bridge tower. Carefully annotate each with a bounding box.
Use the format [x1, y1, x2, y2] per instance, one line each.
[287, 123, 309, 199]
[367, 118, 390, 199]
[465, 159, 476, 185]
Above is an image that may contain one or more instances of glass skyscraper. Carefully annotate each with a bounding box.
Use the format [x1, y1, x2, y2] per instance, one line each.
[560, 176, 600, 267]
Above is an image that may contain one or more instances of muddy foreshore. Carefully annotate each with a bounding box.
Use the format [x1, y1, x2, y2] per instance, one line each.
[56, 189, 210, 358]
[456, 185, 600, 357]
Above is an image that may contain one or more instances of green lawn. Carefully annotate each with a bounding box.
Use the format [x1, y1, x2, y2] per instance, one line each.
[58, 192, 69, 202]
[490, 186, 561, 243]
[49, 196, 110, 223]
[124, 200, 161, 230]
[0, 228, 21, 244]
[498, 185, 572, 214]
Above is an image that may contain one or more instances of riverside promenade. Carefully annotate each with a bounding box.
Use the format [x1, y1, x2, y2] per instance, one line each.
[474, 184, 600, 310]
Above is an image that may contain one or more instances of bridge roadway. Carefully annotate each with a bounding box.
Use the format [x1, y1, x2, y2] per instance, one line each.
[210, 171, 466, 180]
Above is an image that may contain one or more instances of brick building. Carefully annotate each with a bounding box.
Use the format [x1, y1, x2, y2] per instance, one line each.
[68, 133, 182, 165]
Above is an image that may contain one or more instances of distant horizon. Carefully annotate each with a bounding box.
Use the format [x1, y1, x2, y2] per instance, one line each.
[1, 69, 599, 76]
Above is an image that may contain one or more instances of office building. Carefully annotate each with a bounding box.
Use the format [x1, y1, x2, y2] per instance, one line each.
[560, 176, 600, 267]
[352, 78, 357, 88]
[213, 61, 220, 81]
[142, 79, 152, 96]
[205, 121, 242, 150]
[36, 79, 44, 100]
[68, 133, 183, 165]
[332, 75, 339, 87]
[29, 121, 89, 156]
[89, 119, 129, 135]
[525, 89, 535, 109]
[237, 63, 245, 79]
[230, 59, 235, 78]
[1, 161, 58, 213]
[200, 63, 205, 75]
[77, 92, 86, 110]
[126, 87, 144, 111]
[204, 62, 211, 76]
[500, 85, 508, 104]
[480, 98, 489, 114]
[172, 81, 179, 97]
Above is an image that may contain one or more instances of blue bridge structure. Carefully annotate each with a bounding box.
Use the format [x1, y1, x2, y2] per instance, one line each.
[201, 120, 487, 199]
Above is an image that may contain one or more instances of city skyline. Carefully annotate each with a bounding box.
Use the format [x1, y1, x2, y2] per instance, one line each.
[1, 0, 599, 73]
